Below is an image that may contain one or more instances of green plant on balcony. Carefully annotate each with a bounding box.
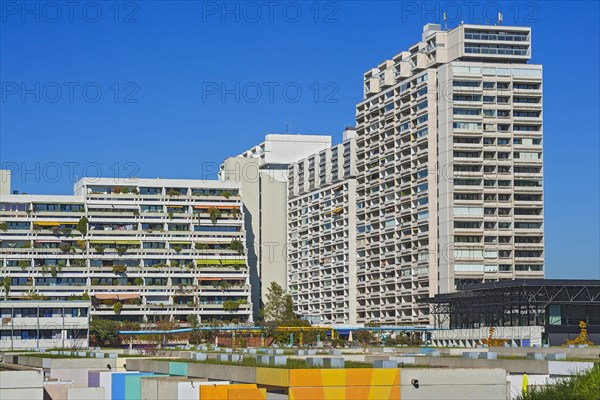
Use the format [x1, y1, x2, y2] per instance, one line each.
[81, 292, 90, 300]
[121, 187, 130, 194]
[112, 265, 127, 274]
[116, 247, 128, 256]
[0, 222, 8, 232]
[222, 191, 231, 199]
[76, 240, 86, 250]
[113, 301, 122, 314]
[50, 265, 58, 277]
[133, 210, 140, 216]
[2, 276, 11, 299]
[61, 227, 72, 236]
[185, 261, 195, 270]
[20, 242, 31, 249]
[59, 243, 71, 253]
[229, 240, 244, 255]
[91, 278, 100, 285]
[76, 217, 88, 235]
[113, 186, 122, 194]
[94, 245, 105, 254]
[72, 259, 86, 268]
[195, 242, 209, 250]
[51, 226, 61, 236]
[134, 277, 144, 286]
[170, 260, 180, 268]
[173, 246, 182, 253]
[41, 265, 48, 274]
[18, 260, 29, 270]
[32, 223, 42, 231]
[217, 281, 233, 291]
[168, 212, 174, 219]
[208, 207, 221, 223]
[223, 300, 240, 311]
[167, 189, 180, 196]
[131, 188, 139, 195]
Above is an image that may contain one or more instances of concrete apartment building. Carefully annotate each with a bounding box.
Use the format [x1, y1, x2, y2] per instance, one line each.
[220, 134, 331, 317]
[355, 23, 544, 324]
[0, 173, 252, 324]
[0, 300, 90, 350]
[287, 128, 358, 325]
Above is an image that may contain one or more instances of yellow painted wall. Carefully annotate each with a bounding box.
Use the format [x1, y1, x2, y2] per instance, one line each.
[200, 383, 258, 400]
[227, 387, 267, 400]
[256, 367, 289, 387]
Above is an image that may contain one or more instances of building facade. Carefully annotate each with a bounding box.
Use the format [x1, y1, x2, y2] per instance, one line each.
[0, 174, 252, 324]
[287, 129, 358, 324]
[355, 23, 544, 324]
[0, 300, 90, 350]
[220, 134, 331, 317]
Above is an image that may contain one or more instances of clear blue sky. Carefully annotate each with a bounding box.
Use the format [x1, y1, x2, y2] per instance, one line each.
[1, 1, 598, 279]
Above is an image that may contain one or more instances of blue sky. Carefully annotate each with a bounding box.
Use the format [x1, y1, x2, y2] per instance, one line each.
[0, 1, 598, 279]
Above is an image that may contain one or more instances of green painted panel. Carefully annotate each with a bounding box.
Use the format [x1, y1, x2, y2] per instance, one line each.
[169, 361, 188, 376]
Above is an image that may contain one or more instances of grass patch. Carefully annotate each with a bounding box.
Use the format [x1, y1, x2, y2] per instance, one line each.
[149, 357, 373, 369]
[517, 365, 600, 400]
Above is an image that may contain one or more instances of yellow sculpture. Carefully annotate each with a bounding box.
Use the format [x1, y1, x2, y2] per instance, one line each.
[481, 326, 509, 347]
[565, 321, 593, 346]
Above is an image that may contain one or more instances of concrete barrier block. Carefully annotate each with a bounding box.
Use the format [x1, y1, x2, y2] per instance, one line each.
[306, 357, 324, 367]
[332, 350, 342, 355]
[192, 353, 207, 361]
[462, 352, 478, 359]
[546, 353, 566, 361]
[430, 351, 441, 357]
[373, 360, 398, 368]
[108, 353, 118, 359]
[248, 348, 257, 354]
[324, 358, 345, 368]
[270, 356, 287, 366]
[526, 352, 545, 361]
[383, 348, 393, 353]
[479, 352, 497, 360]
[256, 355, 270, 365]
[199, 345, 208, 351]
[224, 348, 233, 353]
[307, 349, 317, 355]
[229, 354, 240, 362]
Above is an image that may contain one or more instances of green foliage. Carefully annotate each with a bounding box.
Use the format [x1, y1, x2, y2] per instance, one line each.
[0, 222, 7, 232]
[81, 292, 90, 300]
[134, 277, 144, 285]
[208, 207, 221, 223]
[113, 301, 122, 314]
[116, 247, 128, 256]
[229, 240, 244, 255]
[89, 318, 140, 347]
[112, 265, 127, 274]
[59, 243, 71, 253]
[221, 191, 231, 199]
[195, 242, 209, 250]
[18, 260, 29, 270]
[2, 277, 10, 300]
[260, 282, 300, 325]
[173, 246, 182, 253]
[517, 366, 600, 400]
[167, 189, 180, 196]
[20, 242, 31, 248]
[223, 300, 240, 311]
[94, 245, 105, 254]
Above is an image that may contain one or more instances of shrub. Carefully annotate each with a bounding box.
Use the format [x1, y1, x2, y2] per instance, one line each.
[59, 243, 71, 253]
[167, 189, 180, 196]
[173, 246, 182, 253]
[112, 265, 127, 274]
[116, 247, 128, 256]
[195, 242, 209, 250]
[134, 277, 144, 285]
[229, 240, 244, 255]
[18, 260, 29, 270]
[222, 191, 231, 199]
[223, 300, 240, 311]
[76, 217, 88, 235]
[208, 207, 221, 223]
[0, 222, 7, 232]
[113, 302, 122, 314]
[94, 245, 105, 254]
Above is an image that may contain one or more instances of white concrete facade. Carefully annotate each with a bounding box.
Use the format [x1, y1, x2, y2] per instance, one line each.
[0, 175, 252, 324]
[0, 300, 90, 350]
[287, 131, 358, 324]
[220, 134, 331, 316]
[355, 23, 544, 324]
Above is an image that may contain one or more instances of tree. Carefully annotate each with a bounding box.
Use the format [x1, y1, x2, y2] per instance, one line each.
[208, 207, 221, 224]
[90, 318, 120, 347]
[113, 301, 123, 314]
[261, 282, 299, 325]
[76, 217, 88, 235]
[2, 277, 11, 300]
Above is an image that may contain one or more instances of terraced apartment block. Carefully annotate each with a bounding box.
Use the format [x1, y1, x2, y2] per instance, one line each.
[0, 174, 252, 323]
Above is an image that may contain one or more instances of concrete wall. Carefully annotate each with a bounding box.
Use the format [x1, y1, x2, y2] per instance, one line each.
[431, 326, 544, 347]
[400, 368, 507, 400]
[67, 387, 104, 400]
[0, 370, 43, 400]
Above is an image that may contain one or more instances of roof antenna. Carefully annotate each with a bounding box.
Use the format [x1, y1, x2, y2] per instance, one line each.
[443, 12, 448, 31]
[497, 12, 504, 26]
